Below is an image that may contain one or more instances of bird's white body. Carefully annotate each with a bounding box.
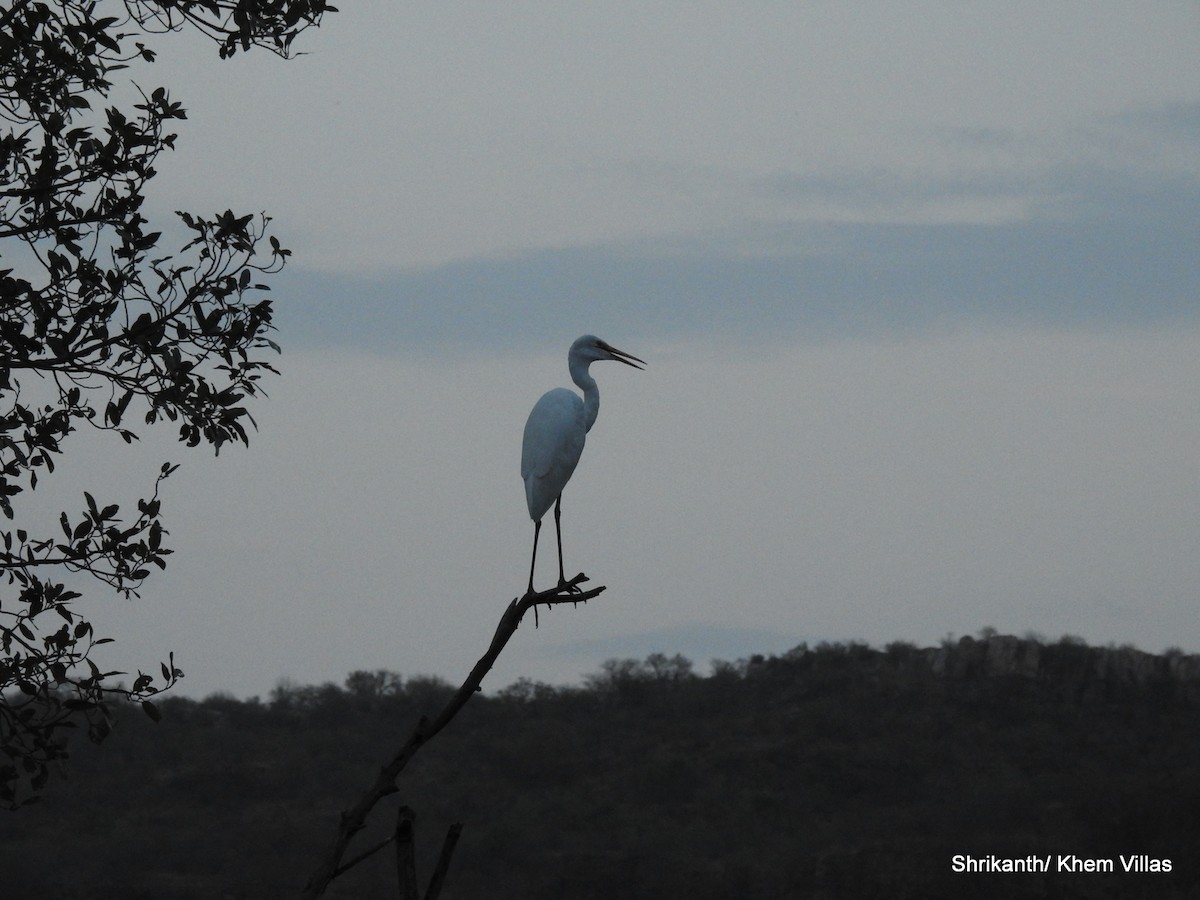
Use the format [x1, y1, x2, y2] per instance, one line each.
[520, 335, 644, 594]
[522, 387, 590, 523]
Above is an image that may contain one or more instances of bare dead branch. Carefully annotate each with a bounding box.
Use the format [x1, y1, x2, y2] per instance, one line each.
[396, 806, 418, 900]
[300, 574, 606, 898]
[425, 823, 464, 900]
[327, 834, 393, 881]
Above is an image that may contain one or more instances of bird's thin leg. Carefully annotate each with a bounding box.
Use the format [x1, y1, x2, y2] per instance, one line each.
[528, 518, 542, 595]
[528, 519, 541, 627]
[554, 495, 580, 598]
[554, 495, 566, 586]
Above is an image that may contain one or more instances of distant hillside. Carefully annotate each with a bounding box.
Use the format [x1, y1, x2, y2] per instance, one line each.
[2, 633, 1198, 899]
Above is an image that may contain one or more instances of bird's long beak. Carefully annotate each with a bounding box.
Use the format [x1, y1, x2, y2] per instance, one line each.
[600, 341, 646, 370]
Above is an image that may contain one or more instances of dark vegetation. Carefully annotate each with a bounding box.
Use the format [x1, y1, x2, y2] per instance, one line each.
[2, 632, 1199, 899]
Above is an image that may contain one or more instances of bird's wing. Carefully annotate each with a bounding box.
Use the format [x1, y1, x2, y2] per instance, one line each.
[521, 388, 586, 521]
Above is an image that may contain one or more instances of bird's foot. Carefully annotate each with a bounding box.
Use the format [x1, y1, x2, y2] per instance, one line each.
[557, 574, 587, 609]
[520, 585, 542, 627]
[557, 577, 583, 595]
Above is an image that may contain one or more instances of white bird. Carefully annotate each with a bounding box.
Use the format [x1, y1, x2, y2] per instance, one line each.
[522, 335, 644, 596]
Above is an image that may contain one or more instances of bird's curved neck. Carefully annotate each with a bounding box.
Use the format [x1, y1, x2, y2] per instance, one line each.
[570, 360, 600, 433]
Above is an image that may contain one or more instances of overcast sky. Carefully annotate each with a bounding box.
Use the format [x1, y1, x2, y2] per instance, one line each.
[59, 3, 1200, 699]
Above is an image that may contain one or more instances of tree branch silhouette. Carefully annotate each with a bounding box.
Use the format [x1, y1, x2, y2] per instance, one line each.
[424, 820, 464, 900]
[301, 573, 606, 898]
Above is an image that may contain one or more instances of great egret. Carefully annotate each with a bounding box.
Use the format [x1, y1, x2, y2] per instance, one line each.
[522, 335, 644, 596]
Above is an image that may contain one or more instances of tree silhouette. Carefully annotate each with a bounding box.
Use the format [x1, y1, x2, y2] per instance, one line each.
[0, 0, 332, 807]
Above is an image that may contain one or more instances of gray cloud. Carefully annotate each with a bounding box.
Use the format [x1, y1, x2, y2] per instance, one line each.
[274, 169, 1199, 355]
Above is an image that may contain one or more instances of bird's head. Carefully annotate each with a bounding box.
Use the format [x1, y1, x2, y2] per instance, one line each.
[571, 334, 645, 370]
